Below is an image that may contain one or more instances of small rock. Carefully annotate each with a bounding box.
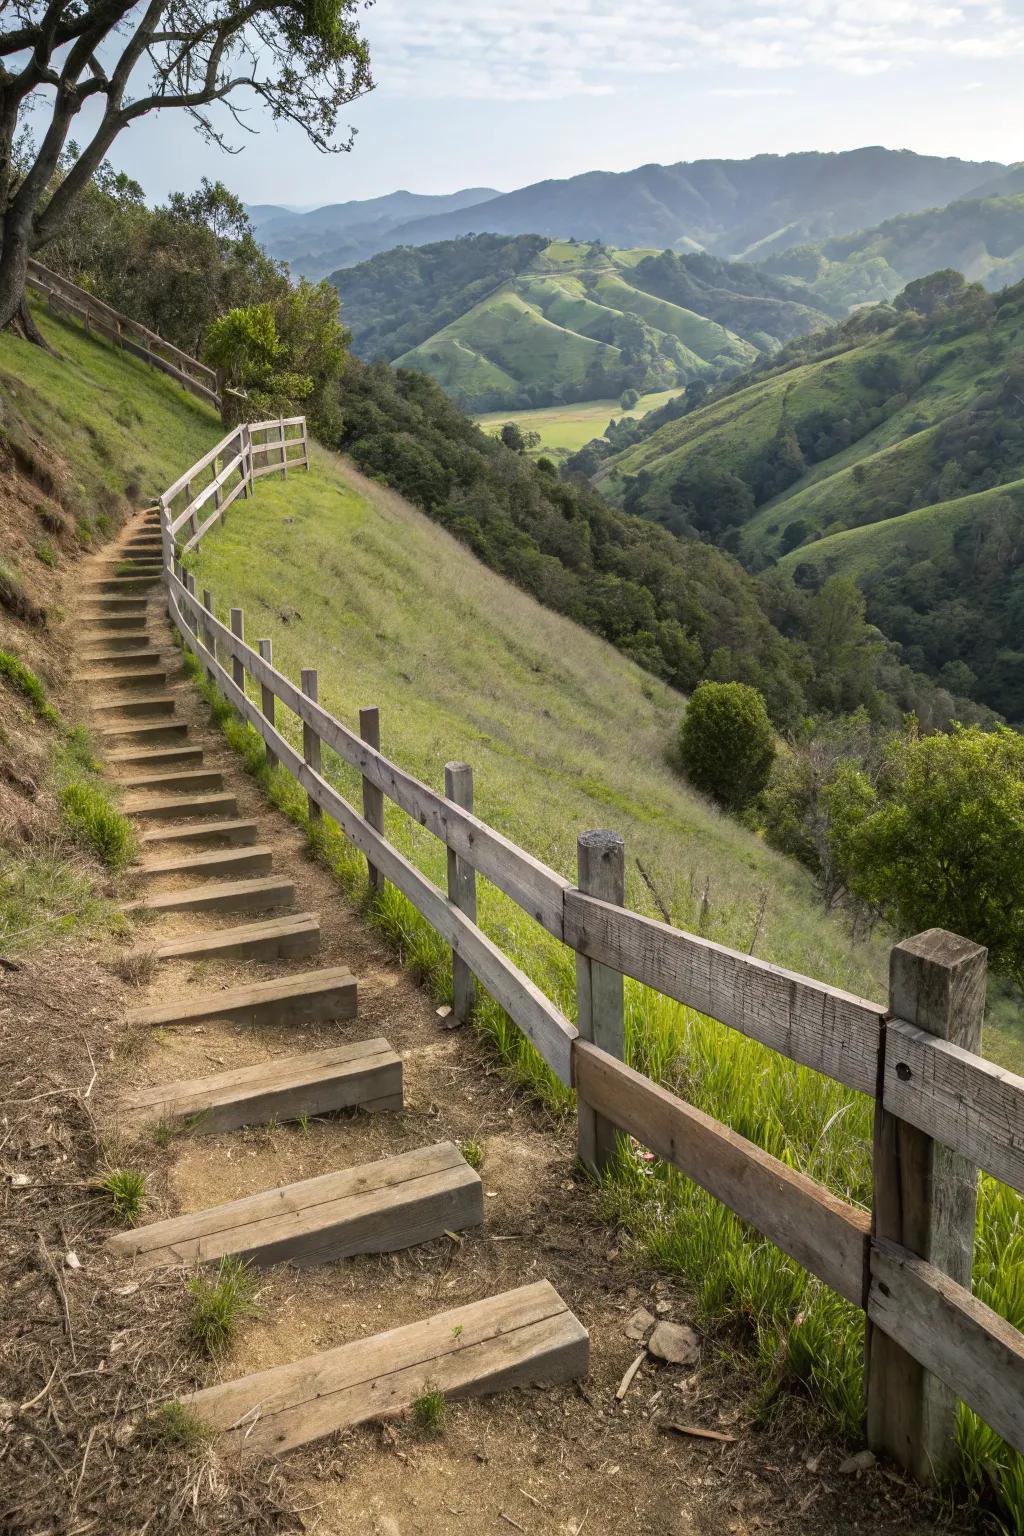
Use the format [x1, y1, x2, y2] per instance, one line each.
[838, 1449, 876, 1474]
[655, 1299, 673, 1315]
[647, 1321, 700, 1367]
[64, 1251, 81, 1270]
[624, 1307, 655, 1341]
[805, 1451, 822, 1473]
[7, 1172, 30, 1188]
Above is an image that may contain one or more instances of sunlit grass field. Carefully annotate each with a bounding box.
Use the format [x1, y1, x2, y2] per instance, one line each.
[476, 388, 683, 458]
[190, 446, 1024, 1525]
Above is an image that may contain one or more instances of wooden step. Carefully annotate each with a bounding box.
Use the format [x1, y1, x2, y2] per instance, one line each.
[82, 616, 149, 632]
[121, 767, 222, 794]
[85, 575, 159, 591]
[77, 667, 166, 690]
[126, 875, 295, 917]
[106, 1142, 481, 1273]
[178, 1280, 588, 1456]
[150, 912, 319, 962]
[127, 791, 238, 822]
[94, 556, 162, 569]
[81, 596, 149, 612]
[118, 1037, 392, 1135]
[128, 964, 357, 1030]
[93, 694, 176, 719]
[100, 720, 187, 746]
[108, 745, 203, 770]
[136, 844, 273, 880]
[139, 817, 258, 848]
[80, 642, 155, 660]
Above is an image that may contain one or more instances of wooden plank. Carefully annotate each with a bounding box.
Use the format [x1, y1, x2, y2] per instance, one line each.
[564, 891, 883, 1096]
[152, 912, 319, 963]
[169, 574, 569, 939]
[868, 930, 987, 1482]
[164, 592, 578, 1084]
[92, 694, 175, 718]
[139, 818, 259, 848]
[360, 707, 385, 893]
[162, 428, 244, 505]
[126, 792, 238, 822]
[869, 1238, 1024, 1458]
[120, 768, 223, 794]
[136, 845, 273, 880]
[575, 832, 625, 1175]
[883, 1019, 1024, 1197]
[106, 1141, 481, 1270]
[259, 639, 277, 771]
[169, 450, 245, 535]
[180, 1280, 588, 1455]
[100, 721, 188, 746]
[80, 669, 167, 690]
[118, 1039, 399, 1135]
[127, 965, 357, 1030]
[445, 762, 476, 1025]
[108, 746, 203, 770]
[127, 875, 295, 916]
[573, 1040, 870, 1306]
[301, 668, 321, 823]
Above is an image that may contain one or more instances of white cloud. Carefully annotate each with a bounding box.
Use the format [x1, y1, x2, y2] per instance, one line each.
[365, 1, 1024, 100]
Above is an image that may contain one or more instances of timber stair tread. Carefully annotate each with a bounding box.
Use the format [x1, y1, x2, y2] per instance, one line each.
[127, 964, 357, 1029]
[125, 874, 295, 915]
[135, 844, 272, 879]
[105, 1140, 481, 1271]
[178, 1280, 588, 1455]
[139, 817, 258, 846]
[108, 745, 202, 769]
[80, 646, 156, 663]
[92, 694, 176, 716]
[121, 767, 222, 793]
[147, 911, 320, 961]
[126, 791, 238, 821]
[76, 668, 167, 686]
[117, 1037, 394, 1135]
[82, 617, 149, 631]
[99, 721, 188, 744]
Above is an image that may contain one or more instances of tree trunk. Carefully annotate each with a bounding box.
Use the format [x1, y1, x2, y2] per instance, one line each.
[0, 215, 55, 349]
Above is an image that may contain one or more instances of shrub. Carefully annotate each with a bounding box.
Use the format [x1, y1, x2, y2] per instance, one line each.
[60, 781, 138, 869]
[677, 681, 775, 811]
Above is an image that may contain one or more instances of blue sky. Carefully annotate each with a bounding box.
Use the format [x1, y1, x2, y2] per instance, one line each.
[107, 1, 1024, 205]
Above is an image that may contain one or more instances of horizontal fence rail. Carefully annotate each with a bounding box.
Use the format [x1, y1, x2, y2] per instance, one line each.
[26, 258, 232, 412]
[157, 420, 1024, 1482]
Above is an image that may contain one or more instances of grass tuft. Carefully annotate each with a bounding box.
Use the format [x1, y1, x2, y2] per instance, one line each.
[187, 1256, 256, 1354]
[0, 649, 58, 723]
[60, 781, 138, 870]
[459, 1138, 484, 1171]
[145, 1400, 212, 1449]
[35, 539, 57, 567]
[411, 1386, 447, 1436]
[113, 948, 157, 987]
[101, 1166, 147, 1225]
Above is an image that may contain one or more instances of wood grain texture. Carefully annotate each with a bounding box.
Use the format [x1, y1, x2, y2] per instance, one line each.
[127, 965, 356, 1030]
[575, 832, 625, 1175]
[137, 844, 273, 880]
[152, 912, 319, 963]
[883, 1019, 1024, 1196]
[126, 874, 295, 916]
[573, 1040, 870, 1305]
[869, 1238, 1024, 1458]
[180, 1279, 588, 1454]
[118, 1039, 400, 1135]
[126, 791, 239, 821]
[445, 761, 476, 1025]
[106, 1141, 480, 1270]
[564, 890, 884, 1095]
[138, 818, 259, 848]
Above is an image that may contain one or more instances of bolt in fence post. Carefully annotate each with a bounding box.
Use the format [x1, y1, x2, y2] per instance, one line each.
[575, 830, 626, 1176]
[201, 589, 216, 680]
[445, 761, 476, 1025]
[230, 608, 245, 694]
[258, 639, 277, 771]
[359, 707, 385, 895]
[301, 668, 321, 823]
[866, 928, 987, 1483]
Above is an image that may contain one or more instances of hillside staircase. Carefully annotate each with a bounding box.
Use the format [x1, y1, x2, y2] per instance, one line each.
[79, 507, 587, 1452]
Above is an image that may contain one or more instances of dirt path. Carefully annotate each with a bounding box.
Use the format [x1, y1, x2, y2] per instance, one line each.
[62, 509, 969, 1536]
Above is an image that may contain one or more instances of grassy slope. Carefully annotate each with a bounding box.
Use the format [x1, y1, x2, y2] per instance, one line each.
[6, 308, 1023, 1510]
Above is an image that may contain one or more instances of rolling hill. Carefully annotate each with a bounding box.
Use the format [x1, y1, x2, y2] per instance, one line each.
[337, 236, 829, 411]
[763, 192, 1024, 312]
[597, 273, 1024, 721]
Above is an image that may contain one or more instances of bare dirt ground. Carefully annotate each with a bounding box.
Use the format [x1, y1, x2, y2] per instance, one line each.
[1, 517, 977, 1536]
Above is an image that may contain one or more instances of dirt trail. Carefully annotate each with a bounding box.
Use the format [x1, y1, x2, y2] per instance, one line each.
[65, 508, 964, 1536]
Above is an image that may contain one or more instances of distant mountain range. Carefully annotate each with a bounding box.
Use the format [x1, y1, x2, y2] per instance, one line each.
[251, 149, 1012, 280]
[337, 235, 829, 411]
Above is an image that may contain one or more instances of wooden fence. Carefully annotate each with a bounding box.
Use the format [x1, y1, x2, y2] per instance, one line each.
[26, 259, 226, 412]
[159, 419, 1024, 1484]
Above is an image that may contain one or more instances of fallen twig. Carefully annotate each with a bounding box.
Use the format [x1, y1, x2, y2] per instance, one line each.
[615, 1351, 645, 1402]
[658, 1422, 736, 1444]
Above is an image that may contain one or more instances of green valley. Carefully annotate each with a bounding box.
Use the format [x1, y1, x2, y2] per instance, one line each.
[335, 236, 828, 411]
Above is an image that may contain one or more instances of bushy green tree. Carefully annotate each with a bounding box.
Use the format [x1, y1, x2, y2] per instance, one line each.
[677, 681, 775, 811]
[204, 303, 312, 422]
[843, 725, 1024, 983]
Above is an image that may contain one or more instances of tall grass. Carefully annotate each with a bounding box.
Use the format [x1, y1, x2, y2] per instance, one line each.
[185, 452, 1024, 1527]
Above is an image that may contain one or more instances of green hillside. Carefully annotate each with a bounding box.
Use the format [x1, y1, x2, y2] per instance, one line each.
[337, 236, 829, 411]
[598, 274, 1024, 719]
[763, 192, 1024, 312]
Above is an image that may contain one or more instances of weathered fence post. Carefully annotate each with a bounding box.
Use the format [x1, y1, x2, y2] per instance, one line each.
[229, 608, 245, 693]
[258, 639, 277, 770]
[359, 707, 385, 894]
[279, 419, 288, 479]
[867, 928, 987, 1482]
[184, 572, 199, 641]
[201, 589, 216, 680]
[575, 830, 626, 1175]
[301, 668, 321, 823]
[445, 762, 476, 1025]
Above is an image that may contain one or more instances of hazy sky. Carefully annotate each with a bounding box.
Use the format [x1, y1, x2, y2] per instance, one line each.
[105, 1, 1024, 205]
